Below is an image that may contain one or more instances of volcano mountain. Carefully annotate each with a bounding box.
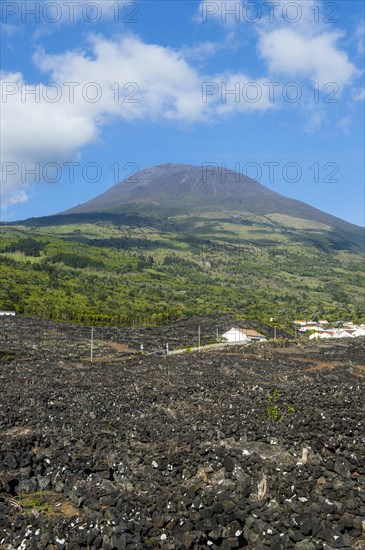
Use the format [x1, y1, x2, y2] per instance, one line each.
[1, 163, 364, 324]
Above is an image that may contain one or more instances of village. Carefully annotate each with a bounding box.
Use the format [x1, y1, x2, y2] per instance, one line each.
[294, 319, 365, 340]
[207, 320, 365, 348]
[187, 318, 365, 348]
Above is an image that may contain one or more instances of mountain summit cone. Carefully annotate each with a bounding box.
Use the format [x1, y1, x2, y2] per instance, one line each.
[61, 163, 363, 250]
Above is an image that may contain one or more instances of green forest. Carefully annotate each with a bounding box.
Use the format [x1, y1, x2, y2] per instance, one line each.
[0, 218, 364, 326]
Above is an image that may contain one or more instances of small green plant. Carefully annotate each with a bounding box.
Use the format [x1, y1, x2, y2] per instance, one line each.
[0, 354, 15, 362]
[266, 389, 283, 422]
[17, 492, 52, 513]
[266, 390, 296, 422]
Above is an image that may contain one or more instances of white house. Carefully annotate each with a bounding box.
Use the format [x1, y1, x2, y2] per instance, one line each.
[222, 327, 266, 343]
[309, 331, 331, 340]
[299, 324, 323, 332]
[353, 327, 365, 337]
[333, 330, 354, 338]
[309, 331, 333, 339]
[0, 311, 15, 316]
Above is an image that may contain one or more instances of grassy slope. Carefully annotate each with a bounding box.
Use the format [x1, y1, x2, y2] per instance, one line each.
[0, 213, 364, 325]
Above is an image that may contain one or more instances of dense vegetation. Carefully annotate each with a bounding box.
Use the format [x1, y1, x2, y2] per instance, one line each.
[0, 215, 364, 326]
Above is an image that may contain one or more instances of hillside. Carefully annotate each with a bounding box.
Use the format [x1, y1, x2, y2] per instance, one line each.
[63, 163, 364, 251]
[0, 163, 364, 325]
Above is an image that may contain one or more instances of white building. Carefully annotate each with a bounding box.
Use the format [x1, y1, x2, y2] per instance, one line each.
[301, 319, 365, 340]
[222, 327, 266, 343]
[299, 324, 323, 332]
[332, 330, 354, 338]
[309, 331, 333, 339]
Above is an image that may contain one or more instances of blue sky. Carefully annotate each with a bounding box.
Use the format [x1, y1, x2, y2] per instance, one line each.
[1, 0, 364, 225]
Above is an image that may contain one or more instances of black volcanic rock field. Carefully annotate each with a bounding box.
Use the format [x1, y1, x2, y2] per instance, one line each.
[0, 318, 364, 549]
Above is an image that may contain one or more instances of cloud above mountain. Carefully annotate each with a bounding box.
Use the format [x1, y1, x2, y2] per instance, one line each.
[1, 34, 275, 208]
[1, 0, 362, 212]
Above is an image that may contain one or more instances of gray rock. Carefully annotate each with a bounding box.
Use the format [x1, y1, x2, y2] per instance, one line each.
[295, 540, 316, 550]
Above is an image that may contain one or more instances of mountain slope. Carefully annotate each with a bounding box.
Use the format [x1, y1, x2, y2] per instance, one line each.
[1, 163, 364, 325]
[62, 163, 364, 250]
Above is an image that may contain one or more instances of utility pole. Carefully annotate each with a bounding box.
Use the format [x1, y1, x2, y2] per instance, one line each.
[274, 326, 277, 340]
[90, 326, 94, 363]
[198, 325, 201, 352]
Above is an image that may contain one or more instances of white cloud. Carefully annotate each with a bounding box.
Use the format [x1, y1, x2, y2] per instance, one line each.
[254, 1, 360, 92]
[302, 106, 326, 134]
[2, 24, 18, 36]
[33, 36, 209, 123]
[212, 73, 278, 115]
[352, 87, 365, 102]
[253, 1, 361, 132]
[1, 34, 276, 208]
[182, 41, 220, 61]
[336, 116, 353, 134]
[258, 28, 359, 89]
[2, 0, 361, 210]
[197, 1, 360, 92]
[353, 21, 365, 57]
[1, 68, 100, 204]
[2, 190, 29, 208]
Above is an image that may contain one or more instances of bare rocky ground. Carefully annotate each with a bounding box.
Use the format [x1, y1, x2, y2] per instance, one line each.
[0, 317, 364, 550]
[0, 315, 291, 357]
